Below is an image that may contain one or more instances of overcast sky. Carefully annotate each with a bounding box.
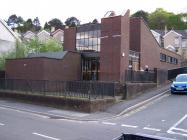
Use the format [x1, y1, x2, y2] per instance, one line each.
[1, 0, 187, 25]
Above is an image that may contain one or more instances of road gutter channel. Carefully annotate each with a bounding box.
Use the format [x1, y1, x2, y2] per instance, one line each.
[0, 89, 170, 122]
[116, 89, 170, 117]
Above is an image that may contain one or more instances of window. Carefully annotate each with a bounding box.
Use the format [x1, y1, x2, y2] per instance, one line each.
[76, 30, 101, 52]
[160, 53, 166, 62]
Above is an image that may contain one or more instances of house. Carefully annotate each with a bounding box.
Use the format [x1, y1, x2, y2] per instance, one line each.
[0, 19, 20, 54]
[6, 10, 181, 83]
[51, 29, 64, 44]
[23, 31, 36, 41]
[37, 30, 51, 41]
[152, 29, 187, 59]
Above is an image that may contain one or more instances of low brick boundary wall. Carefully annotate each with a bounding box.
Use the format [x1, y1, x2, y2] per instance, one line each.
[0, 90, 115, 113]
[124, 83, 157, 99]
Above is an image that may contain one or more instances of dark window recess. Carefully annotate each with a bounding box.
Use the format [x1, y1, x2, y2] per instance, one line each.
[160, 53, 178, 65]
[160, 53, 166, 62]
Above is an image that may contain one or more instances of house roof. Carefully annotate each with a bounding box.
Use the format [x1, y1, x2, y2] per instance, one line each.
[51, 29, 64, 36]
[23, 31, 35, 37]
[153, 29, 187, 39]
[37, 30, 50, 36]
[28, 51, 68, 59]
[175, 30, 187, 39]
[163, 30, 182, 38]
[154, 30, 166, 36]
[0, 18, 21, 41]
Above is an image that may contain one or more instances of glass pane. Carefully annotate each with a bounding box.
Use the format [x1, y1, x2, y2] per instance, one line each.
[76, 33, 80, 39]
[80, 32, 84, 39]
[97, 30, 101, 37]
[92, 38, 97, 46]
[93, 30, 98, 37]
[84, 38, 89, 47]
[89, 31, 93, 38]
[97, 38, 100, 45]
[89, 38, 93, 46]
[84, 32, 89, 38]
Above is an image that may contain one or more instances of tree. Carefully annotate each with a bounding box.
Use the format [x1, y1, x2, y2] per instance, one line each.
[39, 39, 63, 52]
[7, 14, 18, 28]
[23, 19, 34, 32]
[0, 40, 27, 70]
[92, 19, 98, 24]
[48, 18, 63, 30]
[44, 22, 51, 31]
[24, 38, 63, 54]
[7, 15, 25, 32]
[148, 8, 173, 30]
[65, 17, 80, 27]
[131, 10, 149, 23]
[33, 17, 41, 31]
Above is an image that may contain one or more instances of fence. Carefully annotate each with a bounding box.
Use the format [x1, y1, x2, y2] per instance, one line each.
[0, 79, 118, 100]
[168, 67, 187, 80]
[125, 70, 156, 83]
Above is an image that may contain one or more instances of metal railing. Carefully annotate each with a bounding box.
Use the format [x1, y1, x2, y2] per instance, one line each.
[125, 70, 156, 83]
[0, 79, 117, 100]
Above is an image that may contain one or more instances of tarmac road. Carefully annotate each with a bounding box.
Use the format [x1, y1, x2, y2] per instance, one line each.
[0, 88, 187, 140]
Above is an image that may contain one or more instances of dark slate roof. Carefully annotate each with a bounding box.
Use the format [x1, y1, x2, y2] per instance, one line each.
[154, 29, 167, 36]
[28, 51, 67, 59]
[77, 23, 101, 32]
[154, 29, 187, 39]
[175, 30, 187, 39]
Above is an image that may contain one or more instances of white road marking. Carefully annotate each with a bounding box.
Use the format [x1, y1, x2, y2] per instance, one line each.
[167, 114, 187, 137]
[173, 127, 187, 133]
[143, 127, 161, 132]
[32, 132, 60, 140]
[162, 120, 166, 122]
[121, 124, 138, 128]
[0, 123, 5, 126]
[102, 122, 116, 125]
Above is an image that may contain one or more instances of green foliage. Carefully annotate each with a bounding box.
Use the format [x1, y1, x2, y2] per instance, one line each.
[0, 38, 63, 70]
[0, 50, 16, 70]
[131, 10, 149, 23]
[48, 18, 63, 30]
[131, 8, 187, 30]
[24, 38, 63, 53]
[65, 17, 80, 27]
[39, 39, 63, 52]
[148, 8, 173, 29]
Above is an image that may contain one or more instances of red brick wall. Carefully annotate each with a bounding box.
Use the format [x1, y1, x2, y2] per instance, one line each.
[6, 52, 81, 81]
[64, 27, 76, 51]
[99, 11, 130, 82]
[6, 58, 45, 80]
[139, 19, 181, 70]
[130, 18, 141, 52]
[120, 10, 130, 82]
[130, 18, 181, 71]
[99, 16, 122, 82]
